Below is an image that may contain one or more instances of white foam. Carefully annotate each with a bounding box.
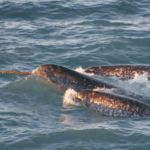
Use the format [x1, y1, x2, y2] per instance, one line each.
[128, 73, 148, 84]
[113, 73, 150, 98]
[75, 66, 94, 75]
[75, 66, 85, 73]
[63, 88, 80, 106]
[31, 67, 39, 74]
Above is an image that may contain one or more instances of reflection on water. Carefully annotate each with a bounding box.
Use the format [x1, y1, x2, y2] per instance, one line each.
[60, 114, 76, 126]
[60, 111, 120, 131]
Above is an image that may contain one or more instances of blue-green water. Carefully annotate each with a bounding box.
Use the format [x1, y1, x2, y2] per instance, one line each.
[1, 0, 150, 149]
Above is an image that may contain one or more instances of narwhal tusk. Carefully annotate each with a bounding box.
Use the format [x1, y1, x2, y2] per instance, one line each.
[0, 71, 32, 75]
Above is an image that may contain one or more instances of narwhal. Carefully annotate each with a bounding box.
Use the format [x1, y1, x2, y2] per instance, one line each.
[76, 90, 150, 117]
[85, 65, 150, 79]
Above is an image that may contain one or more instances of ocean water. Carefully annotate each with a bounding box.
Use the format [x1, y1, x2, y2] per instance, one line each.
[0, 0, 150, 149]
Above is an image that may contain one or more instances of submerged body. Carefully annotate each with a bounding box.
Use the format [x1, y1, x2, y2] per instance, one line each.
[34, 64, 146, 101]
[77, 91, 150, 117]
[85, 65, 150, 79]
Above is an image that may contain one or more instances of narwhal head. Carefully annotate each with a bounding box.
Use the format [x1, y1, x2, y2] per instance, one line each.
[32, 64, 58, 79]
[32, 64, 75, 83]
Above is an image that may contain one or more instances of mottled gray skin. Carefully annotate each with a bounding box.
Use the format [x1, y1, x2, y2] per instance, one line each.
[77, 91, 150, 117]
[34, 64, 146, 101]
[35, 64, 115, 92]
[85, 65, 150, 79]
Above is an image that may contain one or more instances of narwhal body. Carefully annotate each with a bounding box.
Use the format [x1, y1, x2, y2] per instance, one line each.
[33, 64, 115, 91]
[85, 65, 150, 79]
[77, 90, 150, 117]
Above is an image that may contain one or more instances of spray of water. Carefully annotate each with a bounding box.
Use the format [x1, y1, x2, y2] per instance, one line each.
[75, 66, 94, 75]
[63, 88, 80, 106]
[118, 73, 150, 98]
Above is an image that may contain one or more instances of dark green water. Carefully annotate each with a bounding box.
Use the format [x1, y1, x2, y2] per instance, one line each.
[0, 0, 150, 149]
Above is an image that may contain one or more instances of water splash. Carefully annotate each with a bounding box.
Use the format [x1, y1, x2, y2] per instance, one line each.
[63, 88, 80, 106]
[32, 68, 39, 74]
[128, 73, 148, 84]
[75, 66, 94, 75]
[75, 66, 85, 73]
[117, 73, 150, 98]
[80, 67, 150, 98]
